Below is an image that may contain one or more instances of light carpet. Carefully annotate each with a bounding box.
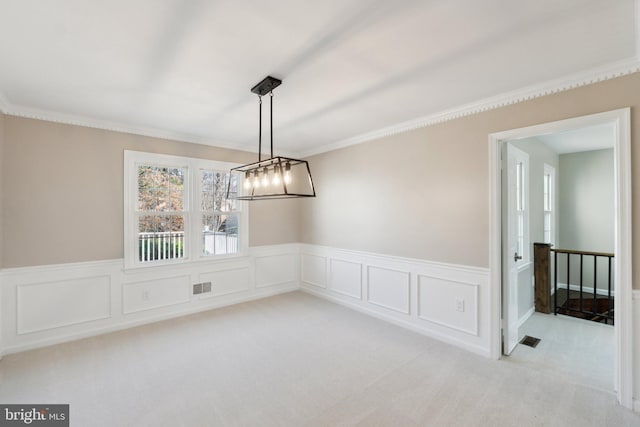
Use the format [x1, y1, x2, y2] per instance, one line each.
[0, 291, 637, 426]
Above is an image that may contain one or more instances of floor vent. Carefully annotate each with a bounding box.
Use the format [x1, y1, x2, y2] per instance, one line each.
[520, 335, 541, 348]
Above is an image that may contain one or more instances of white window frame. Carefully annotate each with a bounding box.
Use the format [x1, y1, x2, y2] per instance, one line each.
[512, 147, 530, 268]
[543, 163, 556, 245]
[124, 150, 248, 269]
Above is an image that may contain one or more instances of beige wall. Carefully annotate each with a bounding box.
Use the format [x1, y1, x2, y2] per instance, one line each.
[0, 112, 4, 267]
[300, 72, 640, 290]
[2, 117, 300, 268]
[3, 72, 639, 279]
[300, 125, 488, 265]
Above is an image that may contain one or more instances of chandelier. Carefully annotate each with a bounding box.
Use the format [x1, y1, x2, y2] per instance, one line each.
[226, 76, 316, 201]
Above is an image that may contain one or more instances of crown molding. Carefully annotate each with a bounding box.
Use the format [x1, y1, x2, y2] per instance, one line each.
[1, 58, 639, 158]
[1, 101, 260, 154]
[0, 92, 10, 114]
[1, 99, 302, 158]
[296, 57, 640, 158]
[636, 0, 640, 59]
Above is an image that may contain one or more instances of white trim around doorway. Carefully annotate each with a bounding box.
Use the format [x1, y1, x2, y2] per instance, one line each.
[488, 108, 632, 409]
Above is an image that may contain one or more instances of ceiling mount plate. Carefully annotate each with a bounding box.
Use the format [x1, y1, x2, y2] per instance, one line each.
[251, 76, 282, 96]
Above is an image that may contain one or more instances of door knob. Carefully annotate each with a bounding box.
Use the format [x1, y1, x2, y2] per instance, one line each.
[514, 252, 523, 262]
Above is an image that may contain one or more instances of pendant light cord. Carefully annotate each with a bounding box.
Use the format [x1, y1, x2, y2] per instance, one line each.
[258, 95, 262, 162]
[228, 76, 316, 200]
[270, 91, 274, 159]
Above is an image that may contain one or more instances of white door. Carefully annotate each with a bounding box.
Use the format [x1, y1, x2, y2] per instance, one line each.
[502, 143, 529, 355]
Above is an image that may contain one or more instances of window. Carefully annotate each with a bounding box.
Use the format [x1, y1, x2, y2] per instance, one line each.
[543, 164, 555, 245]
[125, 151, 246, 268]
[509, 144, 529, 267]
[516, 160, 525, 259]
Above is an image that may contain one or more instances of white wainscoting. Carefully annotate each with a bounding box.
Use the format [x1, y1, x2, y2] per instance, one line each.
[122, 274, 190, 314]
[633, 290, 640, 413]
[1, 243, 636, 405]
[18, 275, 111, 335]
[418, 275, 478, 336]
[299, 244, 491, 357]
[329, 259, 362, 300]
[0, 244, 299, 356]
[301, 253, 327, 288]
[198, 267, 251, 299]
[255, 254, 296, 288]
[367, 266, 411, 314]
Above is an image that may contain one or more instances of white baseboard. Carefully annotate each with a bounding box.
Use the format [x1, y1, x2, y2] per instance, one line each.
[0, 245, 300, 357]
[633, 291, 640, 412]
[551, 282, 615, 297]
[1, 283, 297, 357]
[301, 285, 490, 357]
[517, 306, 535, 329]
[299, 244, 491, 358]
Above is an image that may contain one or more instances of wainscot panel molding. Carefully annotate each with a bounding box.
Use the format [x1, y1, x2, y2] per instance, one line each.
[0, 244, 299, 356]
[122, 275, 190, 314]
[367, 266, 411, 314]
[299, 244, 491, 357]
[329, 259, 362, 300]
[18, 275, 111, 334]
[198, 267, 251, 298]
[633, 290, 640, 412]
[301, 253, 327, 288]
[417, 275, 479, 336]
[255, 253, 297, 288]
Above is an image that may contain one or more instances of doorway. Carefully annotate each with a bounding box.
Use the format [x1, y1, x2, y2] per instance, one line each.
[488, 108, 632, 409]
[504, 131, 615, 392]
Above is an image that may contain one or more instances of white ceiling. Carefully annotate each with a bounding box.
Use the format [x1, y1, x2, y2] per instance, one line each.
[0, 0, 637, 156]
[537, 123, 615, 154]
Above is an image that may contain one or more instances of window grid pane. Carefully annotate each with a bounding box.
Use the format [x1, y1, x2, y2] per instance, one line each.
[516, 162, 524, 211]
[201, 169, 239, 256]
[517, 212, 524, 258]
[136, 164, 187, 263]
[543, 173, 550, 211]
[138, 214, 185, 262]
[543, 165, 554, 245]
[543, 212, 551, 244]
[202, 214, 239, 255]
[138, 165, 185, 212]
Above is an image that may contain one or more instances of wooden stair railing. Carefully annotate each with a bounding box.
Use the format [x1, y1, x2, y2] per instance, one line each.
[533, 243, 614, 325]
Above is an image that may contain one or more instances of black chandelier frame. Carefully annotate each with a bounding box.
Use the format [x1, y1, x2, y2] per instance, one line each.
[226, 76, 316, 201]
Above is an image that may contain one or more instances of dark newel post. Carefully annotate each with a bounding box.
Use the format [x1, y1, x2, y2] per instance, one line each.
[534, 243, 552, 314]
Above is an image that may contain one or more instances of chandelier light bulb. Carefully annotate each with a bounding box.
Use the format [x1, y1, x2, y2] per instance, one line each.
[273, 164, 281, 185]
[262, 167, 269, 186]
[253, 170, 260, 188]
[243, 171, 251, 189]
[284, 162, 292, 184]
